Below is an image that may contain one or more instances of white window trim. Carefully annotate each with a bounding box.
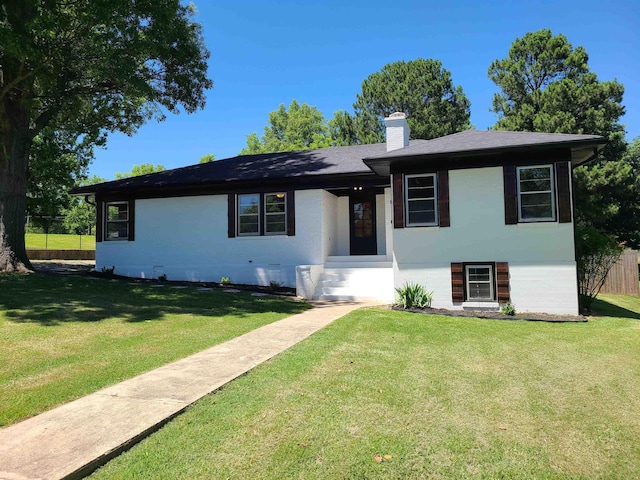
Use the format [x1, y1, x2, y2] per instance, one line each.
[465, 264, 495, 302]
[264, 192, 287, 236]
[104, 201, 129, 241]
[404, 173, 438, 227]
[516, 165, 556, 223]
[237, 194, 260, 236]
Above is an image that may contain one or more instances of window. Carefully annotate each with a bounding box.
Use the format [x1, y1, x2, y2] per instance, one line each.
[236, 192, 288, 236]
[405, 174, 438, 226]
[465, 264, 494, 301]
[517, 165, 555, 222]
[104, 202, 129, 241]
[264, 193, 287, 235]
[238, 194, 260, 235]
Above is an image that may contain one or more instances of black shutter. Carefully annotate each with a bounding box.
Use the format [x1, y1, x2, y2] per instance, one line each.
[503, 165, 518, 224]
[437, 170, 450, 227]
[227, 194, 236, 238]
[392, 173, 404, 228]
[95, 198, 103, 243]
[496, 262, 510, 303]
[555, 161, 572, 223]
[127, 199, 135, 241]
[451, 262, 464, 303]
[286, 190, 295, 236]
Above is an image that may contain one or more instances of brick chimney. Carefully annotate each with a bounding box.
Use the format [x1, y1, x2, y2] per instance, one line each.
[384, 112, 410, 152]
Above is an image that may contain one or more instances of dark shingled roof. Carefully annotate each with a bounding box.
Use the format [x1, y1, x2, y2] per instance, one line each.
[73, 142, 421, 195]
[364, 130, 605, 176]
[73, 130, 604, 195]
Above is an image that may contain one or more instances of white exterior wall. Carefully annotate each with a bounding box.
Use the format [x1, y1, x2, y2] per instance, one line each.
[321, 191, 339, 260]
[393, 166, 579, 315]
[96, 190, 325, 287]
[375, 194, 386, 256]
[335, 196, 350, 256]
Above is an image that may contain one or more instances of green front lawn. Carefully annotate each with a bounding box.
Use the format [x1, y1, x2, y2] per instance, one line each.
[0, 273, 309, 426]
[25, 233, 96, 250]
[92, 296, 640, 479]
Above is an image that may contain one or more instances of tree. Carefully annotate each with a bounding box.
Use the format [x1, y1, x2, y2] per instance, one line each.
[0, 1, 212, 272]
[199, 153, 216, 163]
[488, 29, 638, 247]
[63, 175, 107, 235]
[27, 127, 95, 233]
[239, 100, 333, 155]
[343, 59, 471, 144]
[575, 225, 624, 311]
[115, 163, 166, 179]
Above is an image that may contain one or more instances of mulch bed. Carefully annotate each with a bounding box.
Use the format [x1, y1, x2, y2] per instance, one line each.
[391, 305, 588, 322]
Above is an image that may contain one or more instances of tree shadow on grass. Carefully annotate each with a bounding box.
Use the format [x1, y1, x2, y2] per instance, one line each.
[0, 273, 311, 326]
[590, 297, 640, 320]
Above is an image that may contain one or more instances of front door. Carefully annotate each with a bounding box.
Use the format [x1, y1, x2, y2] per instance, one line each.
[349, 191, 377, 255]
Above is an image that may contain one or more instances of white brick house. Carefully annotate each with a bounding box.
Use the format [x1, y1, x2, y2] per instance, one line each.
[74, 114, 604, 314]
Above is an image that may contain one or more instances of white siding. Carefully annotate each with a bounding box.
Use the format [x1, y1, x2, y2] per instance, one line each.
[96, 190, 325, 287]
[393, 166, 579, 314]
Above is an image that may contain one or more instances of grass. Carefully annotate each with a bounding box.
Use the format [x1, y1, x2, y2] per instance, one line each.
[90, 295, 640, 479]
[0, 273, 309, 427]
[25, 233, 95, 250]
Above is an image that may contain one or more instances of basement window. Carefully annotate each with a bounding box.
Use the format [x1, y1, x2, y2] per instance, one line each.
[465, 264, 494, 301]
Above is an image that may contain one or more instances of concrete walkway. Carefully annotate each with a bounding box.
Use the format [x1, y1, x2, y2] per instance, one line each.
[0, 300, 370, 480]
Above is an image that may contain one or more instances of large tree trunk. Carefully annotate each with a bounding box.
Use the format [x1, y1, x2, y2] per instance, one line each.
[0, 99, 33, 273]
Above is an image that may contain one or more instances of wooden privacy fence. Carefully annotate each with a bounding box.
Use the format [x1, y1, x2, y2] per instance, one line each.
[599, 250, 640, 295]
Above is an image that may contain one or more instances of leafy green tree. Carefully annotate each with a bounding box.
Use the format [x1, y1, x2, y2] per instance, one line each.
[63, 175, 107, 235]
[240, 100, 333, 155]
[328, 110, 358, 147]
[343, 59, 471, 144]
[0, 0, 212, 272]
[575, 225, 624, 310]
[27, 127, 94, 233]
[199, 154, 216, 163]
[488, 29, 637, 247]
[115, 164, 166, 179]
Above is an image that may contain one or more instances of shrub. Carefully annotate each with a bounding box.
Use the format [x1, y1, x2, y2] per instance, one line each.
[395, 282, 433, 309]
[269, 280, 281, 291]
[101, 265, 115, 277]
[158, 274, 168, 282]
[220, 276, 231, 285]
[576, 225, 624, 311]
[501, 302, 516, 316]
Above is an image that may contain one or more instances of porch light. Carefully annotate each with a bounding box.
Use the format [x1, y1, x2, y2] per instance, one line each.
[276, 193, 285, 198]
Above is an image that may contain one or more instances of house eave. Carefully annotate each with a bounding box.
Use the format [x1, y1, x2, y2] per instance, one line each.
[77, 172, 389, 200]
[363, 139, 607, 176]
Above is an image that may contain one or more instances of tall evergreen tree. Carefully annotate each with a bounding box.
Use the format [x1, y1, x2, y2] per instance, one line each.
[488, 29, 637, 247]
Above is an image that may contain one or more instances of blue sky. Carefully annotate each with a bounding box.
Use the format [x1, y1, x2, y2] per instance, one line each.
[90, 0, 640, 180]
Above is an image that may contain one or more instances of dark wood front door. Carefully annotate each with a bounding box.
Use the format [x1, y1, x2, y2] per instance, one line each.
[349, 191, 377, 255]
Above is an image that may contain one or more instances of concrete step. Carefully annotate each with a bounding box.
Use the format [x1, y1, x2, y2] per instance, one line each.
[324, 262, 392, 270]
[326, 255, 388, 263]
